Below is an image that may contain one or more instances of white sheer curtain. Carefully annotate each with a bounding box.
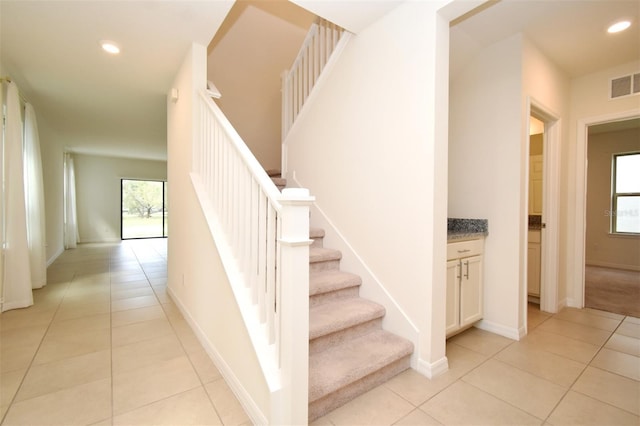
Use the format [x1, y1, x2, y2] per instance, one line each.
[63, 152, 78, 249]
[24, 103, 47, 289]
[1, 82, 33, 311]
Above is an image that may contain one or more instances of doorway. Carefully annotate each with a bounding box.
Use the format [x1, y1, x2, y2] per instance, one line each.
[527, 101, 561, 319]
[575, 111, 640, 311]
[121, 179, 168, 239]
[584, 119, 640, 316]
[527, 115, 544, 307]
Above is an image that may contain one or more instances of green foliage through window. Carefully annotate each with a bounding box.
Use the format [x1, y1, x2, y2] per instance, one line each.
[121, 179, 167, 239]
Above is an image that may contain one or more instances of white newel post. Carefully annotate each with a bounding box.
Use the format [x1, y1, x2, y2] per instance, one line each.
[275, 188, 314, 425]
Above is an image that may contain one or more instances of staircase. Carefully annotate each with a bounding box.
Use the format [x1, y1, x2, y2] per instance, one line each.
[272, 174, 414, 421]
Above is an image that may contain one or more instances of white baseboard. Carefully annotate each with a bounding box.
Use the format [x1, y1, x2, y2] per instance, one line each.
[585, 261, 640, 272]
[475, 320, 521, 341]
[78, 238, 121, 244]
[166, 286, 268, 426]
[47, 246, 65, 267]
[564, 297, 580, 309]
[290, 175, 420, 369]
[417, 356, 449, 379]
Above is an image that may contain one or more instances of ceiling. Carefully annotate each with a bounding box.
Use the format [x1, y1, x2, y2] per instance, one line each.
[450, 0, 640, 79]
[0, 0, 233, 161]
[1, 1, 638, 162]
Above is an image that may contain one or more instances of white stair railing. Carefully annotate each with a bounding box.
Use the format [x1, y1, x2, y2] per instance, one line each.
[192, 90, 314, 425]
[281, 18, 349, 144]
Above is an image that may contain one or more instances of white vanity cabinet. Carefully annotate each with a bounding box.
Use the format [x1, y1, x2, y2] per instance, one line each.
[527, 230, 541, 296]
[446, 238, 484, 337]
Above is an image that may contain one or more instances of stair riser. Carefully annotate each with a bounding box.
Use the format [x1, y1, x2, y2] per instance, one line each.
[310, 318, 382, 355]
[310, 286, 359, 307]
[308, 355, 411, 421]
[310, 259, 341, 272]
[310, 237, 324, 248]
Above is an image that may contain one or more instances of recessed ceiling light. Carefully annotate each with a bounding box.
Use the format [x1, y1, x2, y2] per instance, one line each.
[608, 20, 631, 34]
[100, 40, 120, 54]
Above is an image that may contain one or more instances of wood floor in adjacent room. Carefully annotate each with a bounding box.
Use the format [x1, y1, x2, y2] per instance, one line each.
[585, 265, 640, 318]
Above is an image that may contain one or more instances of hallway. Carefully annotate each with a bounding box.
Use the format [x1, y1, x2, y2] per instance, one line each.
[1, 240, 639, 425]
[1, 239, 250, 425]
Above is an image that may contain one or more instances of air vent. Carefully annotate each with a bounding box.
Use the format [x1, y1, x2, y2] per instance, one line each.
[610, 72, 640, 99]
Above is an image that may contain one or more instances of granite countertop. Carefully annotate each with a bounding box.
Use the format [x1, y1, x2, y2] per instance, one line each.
[529, 215, 542, 230]
[447, 218, 488, 241]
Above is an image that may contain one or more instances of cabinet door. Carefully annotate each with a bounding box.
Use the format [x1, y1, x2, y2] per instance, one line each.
[530, 156, 543, 215]
[446, 259, 460, 336]
[527, 243, 541, 296]
[460, 255, 483, 327]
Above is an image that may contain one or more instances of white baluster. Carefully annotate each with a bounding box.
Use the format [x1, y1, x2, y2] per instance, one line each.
[266, 203, 276, 344]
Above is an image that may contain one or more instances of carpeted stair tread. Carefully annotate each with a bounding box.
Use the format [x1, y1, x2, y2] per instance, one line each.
[271, 177, 287, 186]
[308, 329, 414, 402]
[310, 270, 361, 296]
[310, 298, 385, 340]
[310, 227, 325, 240]
[309, 247, 342, 264]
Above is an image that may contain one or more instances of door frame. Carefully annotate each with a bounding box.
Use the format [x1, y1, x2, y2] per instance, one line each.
[573, 109, 640, 308]
[527, 98, 561, 315]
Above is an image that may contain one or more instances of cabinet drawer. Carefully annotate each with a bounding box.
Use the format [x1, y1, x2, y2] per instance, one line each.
[447, 238, 484, 260]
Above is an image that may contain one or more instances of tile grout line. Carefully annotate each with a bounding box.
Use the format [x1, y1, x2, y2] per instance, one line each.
[381, 335, 520, 425]
[540, 313, 630, 425]
[109, 245, 116, 426]
[158, 279, 228, 424]
[0, 270, 76, 425]
[386, 308, 621, 426]
[110, 239, 219, 423]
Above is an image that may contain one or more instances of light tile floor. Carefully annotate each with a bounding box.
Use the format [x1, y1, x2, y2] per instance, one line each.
[313, 307, 640, 426]
[1, 239, 639, 425]
[1, 239, 251, 426]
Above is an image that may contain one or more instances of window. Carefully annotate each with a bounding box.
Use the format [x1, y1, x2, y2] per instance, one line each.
[612, 152, 640, 234]
[121, 179, 168, 239]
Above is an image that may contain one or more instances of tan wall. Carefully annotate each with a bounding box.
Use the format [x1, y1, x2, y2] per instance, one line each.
[586, 127, 640, 270]
[73, 154, 167, 243]
[207, 1, 314, 171]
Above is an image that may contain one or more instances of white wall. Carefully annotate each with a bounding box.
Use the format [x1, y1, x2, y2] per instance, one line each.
[449, 34, 523, 338]
[586, 127, 640, 270]
[73, 154, 167, 243]
[521, 36, 570, 318]
[450, 33, 572, 337]
[285, 0, 451, 374]
[167, 43, 270, 422]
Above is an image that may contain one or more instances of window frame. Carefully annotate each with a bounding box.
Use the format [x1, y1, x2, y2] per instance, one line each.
[121, 178, 168, 240]
[611, 151, 640, 235]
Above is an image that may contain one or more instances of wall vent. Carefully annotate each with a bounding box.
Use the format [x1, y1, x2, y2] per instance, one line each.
[610, 72, 640, 99]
